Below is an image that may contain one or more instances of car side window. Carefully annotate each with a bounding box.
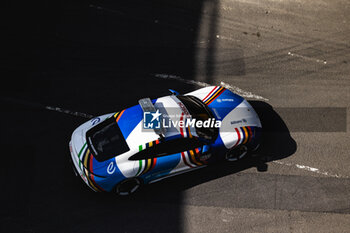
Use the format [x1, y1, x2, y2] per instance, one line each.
[129, 137, 203, 160]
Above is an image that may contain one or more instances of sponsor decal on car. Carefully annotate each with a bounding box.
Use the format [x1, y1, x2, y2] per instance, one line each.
[107, 162, 116, 174]
[91, 117, 100, 125]
[219, 98, 234, 102]
[230, 118, 247, 124]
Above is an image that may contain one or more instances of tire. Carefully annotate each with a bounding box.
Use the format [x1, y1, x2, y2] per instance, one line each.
[115, 178, 142, 196]
[225, 145, 248, 162]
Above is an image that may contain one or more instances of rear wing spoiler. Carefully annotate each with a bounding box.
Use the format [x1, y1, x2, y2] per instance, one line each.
[138, 98, 165, 138]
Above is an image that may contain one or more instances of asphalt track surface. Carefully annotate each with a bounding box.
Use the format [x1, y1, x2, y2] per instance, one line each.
[2, 0, 350, 232]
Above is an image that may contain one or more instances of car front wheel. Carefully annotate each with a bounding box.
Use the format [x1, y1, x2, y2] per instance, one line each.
[115, 178, 142, 196]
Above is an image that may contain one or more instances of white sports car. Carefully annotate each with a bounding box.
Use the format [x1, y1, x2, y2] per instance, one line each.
[69, 86, 262, 195]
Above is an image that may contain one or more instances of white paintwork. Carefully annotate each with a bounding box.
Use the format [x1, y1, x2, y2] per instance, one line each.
[219, 100, 262, 149]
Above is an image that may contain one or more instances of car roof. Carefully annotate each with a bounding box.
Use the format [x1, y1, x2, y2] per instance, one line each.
[116, 95, 197, 152]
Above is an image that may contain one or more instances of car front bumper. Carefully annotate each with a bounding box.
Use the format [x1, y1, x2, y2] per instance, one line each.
[69, 141, 98, 192]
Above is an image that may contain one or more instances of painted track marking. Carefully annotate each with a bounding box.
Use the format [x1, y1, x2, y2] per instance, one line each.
[288, 51, 327, 64]
[44, 106, 94, 118]
[219, 81, 269, 101]
[273, 160, 349, 179]
[153, 73, 269, 101]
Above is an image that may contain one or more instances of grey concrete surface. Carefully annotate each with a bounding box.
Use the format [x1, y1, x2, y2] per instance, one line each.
[186, 0, 350, 232]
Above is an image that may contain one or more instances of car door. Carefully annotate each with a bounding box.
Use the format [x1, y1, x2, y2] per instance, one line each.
[130, 137, 207, 183]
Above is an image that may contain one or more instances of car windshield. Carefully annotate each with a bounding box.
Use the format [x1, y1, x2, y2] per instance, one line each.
[86, 117, 130, 162]
[177, 95, 218, 141]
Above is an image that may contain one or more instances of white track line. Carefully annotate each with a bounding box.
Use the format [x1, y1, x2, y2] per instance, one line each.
[273, 161, 349, 179]
[219, 81, 269, 101]
[154, 73, 210, 87]
[153, 73, 269, 101]
[216, 34, 240, 42]
[45, 106, 94, 118]
[288, 51, 327, 64]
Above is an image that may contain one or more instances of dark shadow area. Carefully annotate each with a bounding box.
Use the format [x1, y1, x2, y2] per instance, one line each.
[1, 145, 36, 218]
[2, 0, 221, 233]
[0, 99, 183, 233]
[249, 101, 297, 162]
[3, 0, 212, 112]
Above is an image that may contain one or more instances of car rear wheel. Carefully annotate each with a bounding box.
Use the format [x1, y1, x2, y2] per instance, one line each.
[225, 145, 248, 162]
[115, 178, 142, 196]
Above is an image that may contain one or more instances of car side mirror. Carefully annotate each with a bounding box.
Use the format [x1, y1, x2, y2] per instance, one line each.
[168, 89, 180, 95]
[199, 144, 212, 162]
[202, 145, 211, 155]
